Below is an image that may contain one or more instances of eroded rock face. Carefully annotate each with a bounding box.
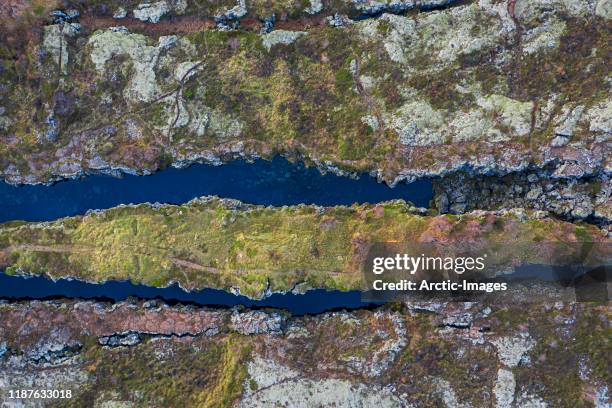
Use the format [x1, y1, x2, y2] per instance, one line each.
[433, 172, 611, 224]
[230, 310, 286, 335]
[133, 1, 171, 23]
[88, 29, 163, 103]
[0, 300, 608, 407]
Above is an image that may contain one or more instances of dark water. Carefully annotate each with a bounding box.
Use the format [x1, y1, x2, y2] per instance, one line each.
[1, 264, 607, 312]
[0, 156, 432, 223]
[0, 273, 380, 316]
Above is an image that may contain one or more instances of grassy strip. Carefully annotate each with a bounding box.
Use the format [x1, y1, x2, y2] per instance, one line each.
[0, 198, 607, 297]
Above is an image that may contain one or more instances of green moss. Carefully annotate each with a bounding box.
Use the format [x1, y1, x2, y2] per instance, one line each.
[4, 265, 18, 275]
[335, 68, 353, 92]
[337, 135, 371, 160]
[590, 180, 602, 195]
[32, 5, 46, 16]
[67, 335, 251, 407]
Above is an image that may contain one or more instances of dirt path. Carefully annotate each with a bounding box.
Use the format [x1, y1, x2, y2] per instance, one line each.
[1, 243, 348, 277]
[80, 14, 328, 37]
[3, 243, 221, 273]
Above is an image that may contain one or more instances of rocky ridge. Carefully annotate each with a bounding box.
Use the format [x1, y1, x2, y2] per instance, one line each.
[0, 299, 609, 407]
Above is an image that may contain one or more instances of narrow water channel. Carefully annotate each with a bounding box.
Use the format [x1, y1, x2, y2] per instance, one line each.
[0, 156, 432, 223]
[0, 273, 380, 315]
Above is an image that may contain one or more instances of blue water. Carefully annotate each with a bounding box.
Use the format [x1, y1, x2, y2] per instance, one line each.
[0, 156, 432, 223]
[0, 264, 607, 312]
[0, 273, 380, 315]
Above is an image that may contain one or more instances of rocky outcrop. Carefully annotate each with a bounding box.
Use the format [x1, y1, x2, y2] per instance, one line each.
[98, 332, 142, 347]
[261, 30, 307, 51]
[133, 1, 171, 23]
[433, 171, 611, 225]
[230, 310, 286, 335]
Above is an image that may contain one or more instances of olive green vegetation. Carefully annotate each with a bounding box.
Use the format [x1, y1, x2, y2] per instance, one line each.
[0, 198, 606, 297]
[183, 27, 383, 163]
[56, 334, 252, 408]
[511, 305, 612, 407]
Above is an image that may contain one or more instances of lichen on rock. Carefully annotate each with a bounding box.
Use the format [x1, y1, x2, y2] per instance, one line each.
[88, 29, 162, 103]
[133, 1, 171, 23]
[261, 30, 307, 51]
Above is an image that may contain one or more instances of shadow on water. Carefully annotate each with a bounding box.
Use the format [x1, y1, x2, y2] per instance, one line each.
[0, 156, 432, 223]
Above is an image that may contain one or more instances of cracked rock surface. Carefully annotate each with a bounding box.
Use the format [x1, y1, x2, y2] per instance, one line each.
[0, 300, 609, 407]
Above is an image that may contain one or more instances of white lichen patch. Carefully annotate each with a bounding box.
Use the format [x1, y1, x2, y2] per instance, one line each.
[123, 119, 145, 140]
[188, 109, 211, 136]
[42, 23, 80, 74]
[448, 110, 490, 143]
[133, 1, 170, 23]
[432, 377, 469, 408]
[305, 0, 324, 14]
[478, 0, 516, 33]
[515, 0, 596, 23]
[596, 0, 612, 18]
[516, 391, 548, 408]
[160, 95, 245, 138]
[202, 108, 244, 138]
[158, 35, 178, 50]
[244, 356, 299, 394]
[477, 94, 533, 137]
[261, 30, 307, 51]
[89, 30, 162, 102]
[491, 334, 535, 368]
[522, 18, 566, 55]
[428, 5, 501, 66]
[174, 61, 202, 82]
[493, 368, 516, 408]
[240, 356, 405, 408]
[113, 7, 128, 19]
[379, 14, 417, 64]
[358, 3, 506, 69]
[362, 115, 380, 132]
[585, 98, 612, 136]
[422, 6, 492, 63]
[0, 111, 12, 131]
[391, 99, 445, 146]
[220, 0, 248, 20]
[172, 0, 188, 14]
[595, 385, 610, 408]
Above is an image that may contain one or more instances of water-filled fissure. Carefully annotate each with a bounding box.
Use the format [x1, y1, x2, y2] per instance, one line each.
[0, 156, 432, 223]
